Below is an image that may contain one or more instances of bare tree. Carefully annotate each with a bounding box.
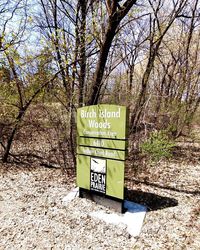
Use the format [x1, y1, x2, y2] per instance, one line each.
[87, 0, 138, 105]
[153, 0, 200, 137]
[0, 0, 28, 53]
[130, 0, 189, 132]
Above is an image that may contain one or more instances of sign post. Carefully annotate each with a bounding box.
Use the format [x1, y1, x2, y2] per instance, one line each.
[76, 104, 128, 212]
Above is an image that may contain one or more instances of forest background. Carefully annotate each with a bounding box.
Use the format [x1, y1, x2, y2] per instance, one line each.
[0, 0, 200, 169]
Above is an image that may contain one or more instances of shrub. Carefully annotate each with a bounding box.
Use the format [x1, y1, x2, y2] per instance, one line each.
[141, 130, 175, 161]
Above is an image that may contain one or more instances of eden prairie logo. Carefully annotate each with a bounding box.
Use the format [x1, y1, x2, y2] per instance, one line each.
[90, 158, 106, 193]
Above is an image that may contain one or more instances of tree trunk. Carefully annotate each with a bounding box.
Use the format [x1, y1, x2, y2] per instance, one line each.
[87, 0, 137, 105]
[53, 0, 70, 102]
[79, 0, 87, 106]
[2, 72, 60, 162]
[87, 18, 119, 105]
[2, 110, 24, 162]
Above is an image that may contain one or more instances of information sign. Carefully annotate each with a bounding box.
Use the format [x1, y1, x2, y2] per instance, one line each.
[76, 104, 128, 200]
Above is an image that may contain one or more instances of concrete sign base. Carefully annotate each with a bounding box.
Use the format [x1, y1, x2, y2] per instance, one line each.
[63, 188, 147, 237]
[90, 200, 147, 237]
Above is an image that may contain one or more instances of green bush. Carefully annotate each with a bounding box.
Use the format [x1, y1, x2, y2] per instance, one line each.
[141, 130, 175, 161]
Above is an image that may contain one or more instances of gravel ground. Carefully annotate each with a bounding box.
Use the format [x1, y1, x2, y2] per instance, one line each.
[0, 165, 135, 250]
[0, 142, 200, 249]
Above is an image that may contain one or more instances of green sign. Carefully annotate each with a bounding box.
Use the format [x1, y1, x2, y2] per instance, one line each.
[76, 104, 128, 200]
[77, 105, 128, 139]
[77, 155, 124, 198]
[77, 137, 127, 150]
[77, 146, 126, 160]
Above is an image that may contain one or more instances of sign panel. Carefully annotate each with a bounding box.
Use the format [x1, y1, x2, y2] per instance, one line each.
[77, 146, 126, 161]
[77, 155, 125, 199]
[76, 105, 128, 200]
[77, 105, 128, 139]
[78, 137, 127, 150]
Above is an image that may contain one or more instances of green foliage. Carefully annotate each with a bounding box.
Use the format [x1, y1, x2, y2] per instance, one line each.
[0, 104, 18, 125]
[0, 65, 11, 83]
[141, 130, 176, 161]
